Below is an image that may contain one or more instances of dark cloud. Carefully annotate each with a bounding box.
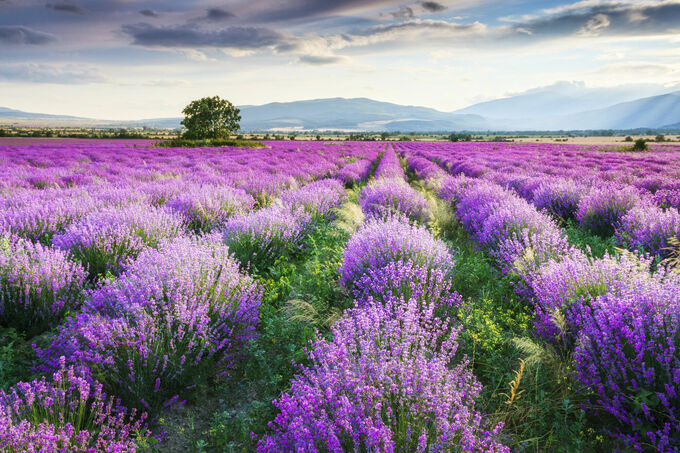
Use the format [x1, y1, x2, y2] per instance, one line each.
[298, 54, 345, 64]
[139, 9, 158, 18]
[420, 1, 446, 13]
[391, 6, 414, 19]
[513, 2, 680, 38]
[251, 0, 396, 22]
[205, 8, 235, 21]
[46, 2, 85, 14]
[0, 25, 56, 45]
[122, 23, 283, 49]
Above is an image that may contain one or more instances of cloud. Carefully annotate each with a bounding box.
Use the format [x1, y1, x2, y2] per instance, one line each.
[139, 9, 158, 18]
[511, 1, 680, 39]
[578, 13, 610, 35]
[205, 8, 235, 21]
[46, 2, 85, 14]
[0, 26, 56, 45]
[420, 1, 447, 13]
[275, 18, 486, 64]
[297, 54, 348, 64]
[0, 63, 107, 84]
[391, 6, 415, 19]
[251, 0, 398, 22]
[122, 23, 283, 49]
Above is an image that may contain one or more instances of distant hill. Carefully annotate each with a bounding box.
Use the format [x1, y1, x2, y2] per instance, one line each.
[455, 81, 674, 120]
[554, 92, 680, 130]
[239, 97, 487, 132]
[2, 87, 680, 132]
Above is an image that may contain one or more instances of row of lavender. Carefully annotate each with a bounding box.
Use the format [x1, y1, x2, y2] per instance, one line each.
[0, 141, 382, 244]
[259, 146, 508, 452]
[0, 140, 378, 450]
[396, 141, 680, 259]
[434, 170, 679, 451]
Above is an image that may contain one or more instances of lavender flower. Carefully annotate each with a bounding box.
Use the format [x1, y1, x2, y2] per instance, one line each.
[374, 146, 405, 180]
[532, 177, 586, 221]
[37, 237, 262, 413]
[258, 297, 508, 452]
[576, 184, 641, 237]
[0, 235, 87, 335]
[52, 204, 186, 278]
[166, 185, 255, 232]
[359, 178, 431, 224]
[615, 203, 680, 258]
[574, 282, 680, 451]
[222, 205, 312, 270]
[339, 217, 454, 295]
[0, 357, 149, 452]
[280, 178, 346, 219]
[336, 159, 373, 185]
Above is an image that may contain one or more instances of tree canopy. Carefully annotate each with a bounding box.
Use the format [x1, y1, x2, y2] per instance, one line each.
[181, 96, 241, 140]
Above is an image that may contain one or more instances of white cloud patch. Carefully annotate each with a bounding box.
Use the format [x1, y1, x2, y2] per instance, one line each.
[0, 63, 107, 84]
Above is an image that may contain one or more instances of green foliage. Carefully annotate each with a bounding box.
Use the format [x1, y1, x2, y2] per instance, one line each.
[624, 136, 633, 142]
[181, 96, 242, 140]
[155, 138, 265, 149]
[449, 132, 472, 142]
[631, 138, 648, 151]
[563, 219, 617, 258]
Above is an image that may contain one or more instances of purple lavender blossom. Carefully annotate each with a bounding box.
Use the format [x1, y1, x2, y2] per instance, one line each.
[0, 357, 149, 452]
[166, 184, 255, 232]
[52, 204, 186, 278]
[374, 146, 405, 180]
[359, 178, 431, 224]
[222, 205, 312, 270]
[258, 297, 508, 452]
[576, 184, 642, 237]
[532, 177, 586, 220]
[336, 159, 373, 185]
[339, 217, 454, 295]
[0, 235, 87, 335]
[615, 203, 680, 258]
[37, 237, 262, 413]
[280, 178, 346, 219]
[574, 281, 680, 451]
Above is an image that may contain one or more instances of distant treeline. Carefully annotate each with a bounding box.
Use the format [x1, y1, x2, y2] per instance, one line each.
[2, 126, 680, 142]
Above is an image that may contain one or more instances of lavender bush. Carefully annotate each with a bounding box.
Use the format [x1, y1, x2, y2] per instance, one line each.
[339, 217, 454, 296]
[615, 203, 680, 258]
[258, 297, 508, 452]
[52, 204, 186, 278]
[0, 235, 87, 335]
[38, 237, 262, 413]
[576, 184, 641, 237]
[280, 178, 346, 219]
[359, 178, 431, 224]
[166, 185, 254, 232]
[222, 205, 312, 270]
[0, 357, 149, 452]
[574, 282, 680, 451]
[532, 177, 586, 221]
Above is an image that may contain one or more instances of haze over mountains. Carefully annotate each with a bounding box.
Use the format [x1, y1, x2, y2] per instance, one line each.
[2, 82, 680, 132]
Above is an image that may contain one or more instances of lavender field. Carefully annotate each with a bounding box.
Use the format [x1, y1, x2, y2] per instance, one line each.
[0, 138, 679, 452]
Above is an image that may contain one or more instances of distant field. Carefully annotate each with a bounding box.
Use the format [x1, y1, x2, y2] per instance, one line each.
[1, 139, 679, 452]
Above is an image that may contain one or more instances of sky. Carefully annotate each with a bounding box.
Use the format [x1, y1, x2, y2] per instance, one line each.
[1, 0, 679, 119]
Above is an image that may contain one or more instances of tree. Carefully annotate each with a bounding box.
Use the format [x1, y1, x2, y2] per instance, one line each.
[624, 136, 633, 142]
[181, 96, 241, 140]
[656, 134, 666, 142]
[631, 138, 648, 151]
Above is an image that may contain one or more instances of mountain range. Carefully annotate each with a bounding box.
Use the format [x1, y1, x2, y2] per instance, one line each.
[2, 82, 680, 132]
